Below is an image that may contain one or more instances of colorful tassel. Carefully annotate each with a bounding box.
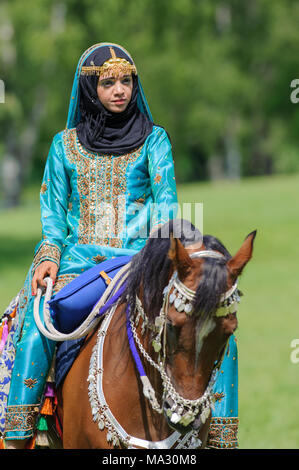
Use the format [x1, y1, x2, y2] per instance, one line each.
[54, 412, 63, 440]
[40, 397, 54, 416]
[10, 306, 17, 319]
[0, 306, 17, 355]
[44, 381, 55, 398]
[0, 318, 9, 354]
[0, 437, 5, 449]
[37, 416, 48, 432]
[35, 430, 49, 447]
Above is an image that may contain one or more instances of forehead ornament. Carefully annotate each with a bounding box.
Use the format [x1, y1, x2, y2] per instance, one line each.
[81, 46, 137, 79]
[165, 250, 241, 317]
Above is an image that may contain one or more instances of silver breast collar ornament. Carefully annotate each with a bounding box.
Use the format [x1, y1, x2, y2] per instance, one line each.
[88, 305, 200, 449]
[87, 249, 242, 449]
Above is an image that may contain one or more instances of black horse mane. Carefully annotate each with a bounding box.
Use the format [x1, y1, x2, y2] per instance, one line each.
[121, 219, 232, 325]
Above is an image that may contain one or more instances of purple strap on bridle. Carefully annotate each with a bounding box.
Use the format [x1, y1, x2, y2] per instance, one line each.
[126, 305, 146, 378]
[93, 272, 146, 379]
[95, 278, 127, 318]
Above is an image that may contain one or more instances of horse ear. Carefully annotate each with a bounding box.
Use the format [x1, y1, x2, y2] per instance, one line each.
[168, 234, 194, 279]
[227, 230, 257, 281]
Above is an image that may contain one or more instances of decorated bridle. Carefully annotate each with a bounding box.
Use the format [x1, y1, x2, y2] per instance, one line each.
[167, 250, 240, 316]
[128, 249, 242, 430]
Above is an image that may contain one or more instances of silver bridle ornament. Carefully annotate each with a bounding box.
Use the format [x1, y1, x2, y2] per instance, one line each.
[166, 250, 241, 318]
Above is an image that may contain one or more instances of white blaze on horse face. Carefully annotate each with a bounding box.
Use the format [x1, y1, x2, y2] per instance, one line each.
[196, 316, 216, 358]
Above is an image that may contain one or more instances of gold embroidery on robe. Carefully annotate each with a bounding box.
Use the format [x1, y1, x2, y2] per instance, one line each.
[92, 255, 107, 264]
[33, 242, 61, 273]
[154, 174, 162, 184]
[63, 128, 142, 247]
[40, 183, 48, 194]
[52, 273, 79, 295]
[207, 417, 239, 448]
[24, 378, 38, 389]
[5, 404, 40, 434]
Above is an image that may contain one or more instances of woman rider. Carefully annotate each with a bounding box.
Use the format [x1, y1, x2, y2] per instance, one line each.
[0, 43, 238, 450]
[0, 42, 178, 448]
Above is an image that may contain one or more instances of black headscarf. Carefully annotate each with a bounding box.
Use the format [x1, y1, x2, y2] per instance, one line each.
[76, 45, 153, 155]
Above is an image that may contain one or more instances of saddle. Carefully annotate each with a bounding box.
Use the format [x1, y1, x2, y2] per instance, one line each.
[49, 255, 132, 334]
[51, 255, 132, 387]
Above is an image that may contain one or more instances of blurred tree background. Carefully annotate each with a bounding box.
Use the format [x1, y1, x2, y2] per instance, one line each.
[0, 0, 299, 206]
[1, 0, 299, 449]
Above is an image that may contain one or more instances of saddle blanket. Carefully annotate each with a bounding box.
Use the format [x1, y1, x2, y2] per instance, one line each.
[55, 337, 86, 388]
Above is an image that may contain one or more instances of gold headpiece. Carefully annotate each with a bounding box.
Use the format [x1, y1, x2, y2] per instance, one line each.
[81, 46, 137, 79]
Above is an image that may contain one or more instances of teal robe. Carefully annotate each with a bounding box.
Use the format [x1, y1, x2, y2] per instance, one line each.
[2, 123, 178, 440]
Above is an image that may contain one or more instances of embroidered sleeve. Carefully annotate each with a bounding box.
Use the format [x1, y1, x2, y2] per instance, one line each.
[33, 133, 71, 271]
[32, 241, 61, 273]
[148, 128, 178, 231]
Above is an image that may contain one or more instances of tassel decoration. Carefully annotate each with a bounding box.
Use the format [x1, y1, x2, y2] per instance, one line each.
[0, 306, 17, 355]
[35, 431, 50, 447]
[37, 415, 48, 432]
[0, 318, 9, 354]
[40, 397, 54, 416]
[10, 306, 17, 319]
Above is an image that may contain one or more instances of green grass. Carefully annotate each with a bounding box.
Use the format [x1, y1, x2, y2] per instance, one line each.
[0, 186, 41, 303]
[0, 174, 299, 448]
[178, 173, 299, 449]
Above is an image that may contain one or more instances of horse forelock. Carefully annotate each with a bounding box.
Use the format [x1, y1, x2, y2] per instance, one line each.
[191, 234, 232, 321]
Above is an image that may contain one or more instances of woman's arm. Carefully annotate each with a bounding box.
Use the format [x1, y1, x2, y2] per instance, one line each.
[32, 133, 70, 291]
[148, 127, 178, 232]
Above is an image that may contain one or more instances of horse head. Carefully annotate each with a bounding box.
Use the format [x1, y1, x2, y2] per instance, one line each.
[159, 229, 256, 434]
[124, 221, 256, 438]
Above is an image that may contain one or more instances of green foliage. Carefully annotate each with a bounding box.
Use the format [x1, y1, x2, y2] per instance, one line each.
[1, 0, 299, 189]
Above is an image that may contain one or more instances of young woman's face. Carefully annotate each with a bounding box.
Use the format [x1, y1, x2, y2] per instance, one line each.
[97, 74, 133, 113]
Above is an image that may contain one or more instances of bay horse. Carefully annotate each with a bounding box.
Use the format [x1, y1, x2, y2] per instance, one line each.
[57, 221, 256, 449]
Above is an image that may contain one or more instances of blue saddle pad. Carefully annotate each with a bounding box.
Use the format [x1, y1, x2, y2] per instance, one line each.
[49, 255, 131, 334]
[54, 281, 127, 387]
[54, 259, 130, 387]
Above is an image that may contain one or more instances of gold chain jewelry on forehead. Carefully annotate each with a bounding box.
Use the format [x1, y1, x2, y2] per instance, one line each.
[81, 45, 137, 79]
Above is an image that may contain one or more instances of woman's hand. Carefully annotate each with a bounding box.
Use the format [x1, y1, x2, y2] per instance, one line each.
[31, 261, 58, 296]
